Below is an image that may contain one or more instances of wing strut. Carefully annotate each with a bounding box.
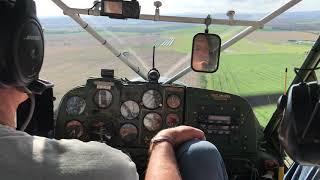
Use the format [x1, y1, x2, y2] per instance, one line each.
[51, 0, 148, 80]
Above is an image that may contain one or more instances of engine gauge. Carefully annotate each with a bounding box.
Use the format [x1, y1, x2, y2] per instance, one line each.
[94, 90, 113, 108]
[166, 113, 180, 127]
[167, 95, 181, 109]
[65, 120, 84, 139]
[142, 90, 162, 109]
[66, 96, 86, 115]
[121, 100, 140, 120]
[89, 121, 114, 142]
[143, 113, 162, 131]
[119, 124, 138, 143]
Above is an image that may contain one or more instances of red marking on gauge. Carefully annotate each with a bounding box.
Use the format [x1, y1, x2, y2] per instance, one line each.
[166, 114, 180, 127]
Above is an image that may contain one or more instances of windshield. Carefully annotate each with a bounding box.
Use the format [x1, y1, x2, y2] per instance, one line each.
[36, 0, 319, 126]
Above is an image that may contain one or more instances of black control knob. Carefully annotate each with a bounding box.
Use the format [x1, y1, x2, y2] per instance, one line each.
[148, 69, 160, 83]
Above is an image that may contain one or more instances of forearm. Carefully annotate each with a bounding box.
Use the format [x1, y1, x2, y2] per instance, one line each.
[145, 142, 181, 180]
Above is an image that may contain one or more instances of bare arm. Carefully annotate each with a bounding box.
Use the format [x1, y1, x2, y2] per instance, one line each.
[145, 142, 181, 180]
[145, 126, 205, 180]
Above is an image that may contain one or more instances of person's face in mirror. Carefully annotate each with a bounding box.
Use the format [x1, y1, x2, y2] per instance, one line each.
[106, 1, 123, 14]
[192, 35, 211, 71]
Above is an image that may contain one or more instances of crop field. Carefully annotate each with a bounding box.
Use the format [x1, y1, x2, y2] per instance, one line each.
[158, 26, 317, 126]
[40, 17, 318, 127]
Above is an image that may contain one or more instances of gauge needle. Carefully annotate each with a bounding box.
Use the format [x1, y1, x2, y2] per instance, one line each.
[71, 129, 76, 137]
[105, 135, 112, 140]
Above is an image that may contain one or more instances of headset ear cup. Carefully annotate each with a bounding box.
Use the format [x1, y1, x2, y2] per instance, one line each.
[12, 17, 44, 87]
[0, 0, 44, 88]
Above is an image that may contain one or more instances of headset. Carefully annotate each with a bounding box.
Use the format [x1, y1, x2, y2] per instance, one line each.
[279, 81, 320, 165]
[0, 0, 54, 131]
[0, 0, 44, 88]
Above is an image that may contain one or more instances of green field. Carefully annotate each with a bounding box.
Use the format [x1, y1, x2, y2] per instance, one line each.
[159, 26, 316, 126]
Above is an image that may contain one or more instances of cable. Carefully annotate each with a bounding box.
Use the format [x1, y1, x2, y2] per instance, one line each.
[20, 91, 36, 131]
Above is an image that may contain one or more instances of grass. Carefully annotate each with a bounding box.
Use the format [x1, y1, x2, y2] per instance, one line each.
[253, 105, 277, 127]
[207, 53, 305, 94]
[161, 25, 235, 53]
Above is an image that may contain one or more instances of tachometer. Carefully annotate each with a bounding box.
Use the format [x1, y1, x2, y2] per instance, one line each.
[119, 123, 138, 143]
[167, 95, 181, 109]
[142, 90, 162, 109]
[94, 90, 113, 108]
[66, 96, 86, 115]
[143, 113, 162, 131]
[65, 120, 84, 139]
[121, 100, 140, 120]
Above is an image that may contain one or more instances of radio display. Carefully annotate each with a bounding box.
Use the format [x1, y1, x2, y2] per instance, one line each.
[208, 115, 231, 124]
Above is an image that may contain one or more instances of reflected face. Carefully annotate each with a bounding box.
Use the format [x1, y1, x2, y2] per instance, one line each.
[192, 35, 210, 71]
[192, 34, 221, 72]
[105, 1, 123, 14]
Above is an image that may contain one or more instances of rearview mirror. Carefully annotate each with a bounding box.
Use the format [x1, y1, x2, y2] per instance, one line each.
[101, 0, 140, 19]
[191, 33, 221, 73]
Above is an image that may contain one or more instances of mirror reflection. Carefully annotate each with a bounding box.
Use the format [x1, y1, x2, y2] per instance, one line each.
[105, 1, 123, 14]
[191, 33, 221, 73]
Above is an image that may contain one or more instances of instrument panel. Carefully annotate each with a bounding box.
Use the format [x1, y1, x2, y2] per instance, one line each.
[55, 76, 258, 177]
[55, 78, 185, 147]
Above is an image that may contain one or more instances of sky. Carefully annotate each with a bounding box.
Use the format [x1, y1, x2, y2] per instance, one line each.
[35, 0, 319, 17]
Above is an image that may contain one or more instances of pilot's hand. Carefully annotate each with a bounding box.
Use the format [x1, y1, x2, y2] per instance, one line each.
[154, 126, 206, 148]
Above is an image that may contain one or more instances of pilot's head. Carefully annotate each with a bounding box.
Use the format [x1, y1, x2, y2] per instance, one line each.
[0, 0, 44, 127]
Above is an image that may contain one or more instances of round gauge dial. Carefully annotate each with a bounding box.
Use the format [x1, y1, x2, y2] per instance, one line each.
[90, 121, 113, 141]
[66, 96, 86, 115]
[167, 95, 181, 109]
[121, 100, 140, 120]
[143, 113, 162, 131]
[94, 90, 113, 108]
[166, 114, 180, 127]
[65, 120, 84, 139]
[119, 124, 138, 143]
[142, 90, 162, 109]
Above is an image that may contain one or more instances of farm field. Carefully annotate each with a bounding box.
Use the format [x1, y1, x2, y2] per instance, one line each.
[159, 26, 317, 126]
[40, 17, 319, 127]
